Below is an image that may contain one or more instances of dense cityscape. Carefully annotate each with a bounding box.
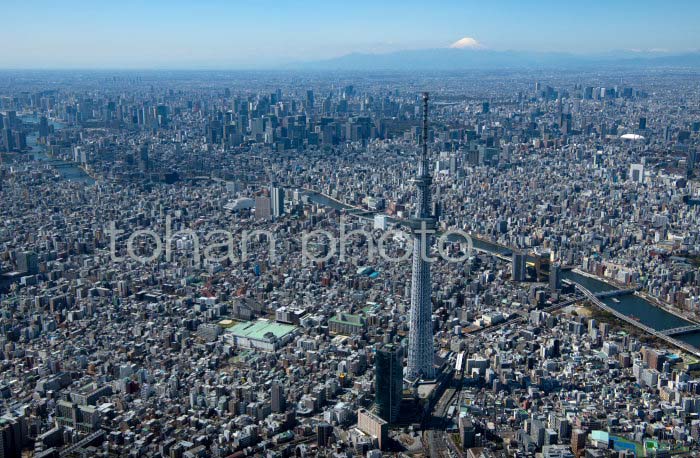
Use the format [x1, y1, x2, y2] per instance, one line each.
[0, 66, 700, 458]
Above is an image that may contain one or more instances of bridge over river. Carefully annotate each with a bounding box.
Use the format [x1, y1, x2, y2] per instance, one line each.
[573, 282, 700, 357]
[302, 188, 700, 354]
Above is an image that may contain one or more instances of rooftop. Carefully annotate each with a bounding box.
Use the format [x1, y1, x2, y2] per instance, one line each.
[329, 313, 365, 326]
[225, 319, 297, 341]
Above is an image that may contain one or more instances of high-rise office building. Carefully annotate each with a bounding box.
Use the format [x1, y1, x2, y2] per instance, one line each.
[255, 196, 271, 220]
[638, 116, 647, 130]
[2, 128, 13, 152]
[550, 263, 562, 292]
[139, 145, 150, 172]
[512, 251, 527, 282]
[644, 348, 666, 371]
[16, 251, 38, 275]
[357, 409, 388, 450]
[406, 93, 436, 381]
[270, 184, 285, 218]
[5, 111, 17, 129]
[316, 422, 333, 447]
[39, 116, 49, 138]
[156, 105, 168, 127]
[271, 382, 286, 413]
[630, 164, 644, 184]
[306, 90, 314, 111]
[530, 418, 546, 447]
[459, 416, 477, 449]
[374, 344, 402, 423]
[13, 131, 26, 151]
[571, 429, 586, 452]
[0, 416, 23, 458]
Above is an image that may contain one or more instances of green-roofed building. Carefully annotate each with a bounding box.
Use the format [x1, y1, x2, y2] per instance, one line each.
[224, 319, 297, 351]
[329, 312, 366, 335]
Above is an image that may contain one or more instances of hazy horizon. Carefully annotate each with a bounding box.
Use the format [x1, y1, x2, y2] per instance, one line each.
[2, 0, 700, 69]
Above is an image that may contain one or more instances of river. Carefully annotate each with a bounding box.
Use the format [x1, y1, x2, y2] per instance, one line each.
[21, 115, 95, 185]
[306, 190, 700, 349]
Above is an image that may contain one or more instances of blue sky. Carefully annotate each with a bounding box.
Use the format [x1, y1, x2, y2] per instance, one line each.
[2, 0, 699, 68]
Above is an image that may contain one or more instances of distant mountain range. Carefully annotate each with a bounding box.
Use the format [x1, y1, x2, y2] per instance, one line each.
[291, 48, 700, 71]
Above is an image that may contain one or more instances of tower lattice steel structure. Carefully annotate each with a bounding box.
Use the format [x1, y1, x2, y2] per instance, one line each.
[406, 92, 436, 380]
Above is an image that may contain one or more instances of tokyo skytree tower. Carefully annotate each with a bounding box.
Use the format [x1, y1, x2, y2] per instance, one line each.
[406, 92, 436, 381]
